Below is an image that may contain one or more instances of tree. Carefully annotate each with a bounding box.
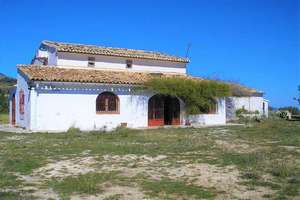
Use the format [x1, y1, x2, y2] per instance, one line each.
[0, 91, 8, 113]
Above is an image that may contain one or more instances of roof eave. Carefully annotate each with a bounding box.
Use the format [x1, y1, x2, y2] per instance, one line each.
[56, 49, 189, 63]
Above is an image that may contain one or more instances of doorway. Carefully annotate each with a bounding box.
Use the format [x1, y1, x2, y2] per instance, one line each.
[148, 95, 180, 126]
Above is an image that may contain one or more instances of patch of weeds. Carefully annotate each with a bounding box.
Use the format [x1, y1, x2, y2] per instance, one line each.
[269, 160, 298, 178]
[0, 191, 21, 200]
[240, 171, 260, 180]
[220, 152, 261, 169]
[49, 172, 119, 200]
[2, 157, 42, 174]
[279, 174, 300, 197]
[103, 194, 123, 200]
[0, 171, 22, 188]
[276, 183, 300, 199]
[113, 126, 137, 137]
[67, 126, 81, 134]
[141, 178, 215, 199]
[241, 180, 281, 190]
[0, 191, 34, 200]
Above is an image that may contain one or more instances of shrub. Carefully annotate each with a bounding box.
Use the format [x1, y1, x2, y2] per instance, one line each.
[67, 126, 81, 135]
[278, 106, 300, 115]
[144, 77, 230, 114]
[236, 108, 248, 116]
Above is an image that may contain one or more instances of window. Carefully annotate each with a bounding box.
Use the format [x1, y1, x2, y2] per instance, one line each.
[96, 92, 119, 114]
[126, 60, 132, 68]
[88, 57, 95, 67]
[19, 90, 25, 115]
[43, 58, 48, 65]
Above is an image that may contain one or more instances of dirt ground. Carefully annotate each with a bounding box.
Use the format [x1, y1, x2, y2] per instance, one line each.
[0, 120, 299, 199]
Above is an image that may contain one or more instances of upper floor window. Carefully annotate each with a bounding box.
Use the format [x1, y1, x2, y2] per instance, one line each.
[19, 90, 25, 115]
[96, 92, 119, 114]
[126, 60, 133, 68]
[88, 57, 95, 67]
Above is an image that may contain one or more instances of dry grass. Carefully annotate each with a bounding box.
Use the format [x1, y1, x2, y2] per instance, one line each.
[0, 119, 299, 199]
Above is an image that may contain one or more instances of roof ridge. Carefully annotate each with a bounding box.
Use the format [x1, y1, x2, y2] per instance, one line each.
[41, 40, 189, 63]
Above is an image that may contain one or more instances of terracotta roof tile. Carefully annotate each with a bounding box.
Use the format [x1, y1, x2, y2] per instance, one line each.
[42, 41, 189, 63]
[17, 65, 262, 96]
[17, 65, 186, 85]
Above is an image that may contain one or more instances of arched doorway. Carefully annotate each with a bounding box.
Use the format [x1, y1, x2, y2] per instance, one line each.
[148, 95, 180, 126]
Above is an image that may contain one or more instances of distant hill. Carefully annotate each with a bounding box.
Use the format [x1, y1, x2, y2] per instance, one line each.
[0, 73, 6, 78]
[0, 73, 16, 93]
[0, 73, 16, 113]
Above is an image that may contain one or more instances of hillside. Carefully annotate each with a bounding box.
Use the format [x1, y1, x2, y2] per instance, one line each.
[0, 73, 16, 92]
[0, 73, 16, 113]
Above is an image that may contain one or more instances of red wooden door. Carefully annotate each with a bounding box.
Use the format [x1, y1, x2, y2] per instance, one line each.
[148, 95, 164, 126]
[171, 98, 180, 125]
[12, 95, 16, 125]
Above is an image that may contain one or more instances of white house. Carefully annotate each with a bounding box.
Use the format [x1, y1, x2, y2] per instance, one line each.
[9, 40, 268, 131]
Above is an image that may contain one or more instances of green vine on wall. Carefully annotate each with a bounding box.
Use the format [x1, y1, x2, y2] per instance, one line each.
[144, 77, 230, 114]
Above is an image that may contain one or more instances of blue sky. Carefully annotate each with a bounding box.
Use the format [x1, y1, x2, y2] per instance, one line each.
[0, 0, 299, 108]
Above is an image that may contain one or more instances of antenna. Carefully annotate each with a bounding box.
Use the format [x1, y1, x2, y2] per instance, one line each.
[185, 43, 192, 58]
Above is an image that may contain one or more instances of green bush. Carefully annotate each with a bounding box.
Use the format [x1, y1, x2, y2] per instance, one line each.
[236, 108, 259, 117]
[278, 106, 300, 115]
[67, 126, 81, 135]
[0, 92, 8, 113]
[144, 77, 230, 114]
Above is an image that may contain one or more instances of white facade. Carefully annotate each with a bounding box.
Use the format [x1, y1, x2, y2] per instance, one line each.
[11, 78, 228, 131]
[189, 98, 226, 126]
[34, 47, 186, 74]
[10, 41, 269, 131]
[10, 76, 229, 132]
[12, 74, 31, 129]
[56, 52, 187, 74]
[225, 96, 268, 121]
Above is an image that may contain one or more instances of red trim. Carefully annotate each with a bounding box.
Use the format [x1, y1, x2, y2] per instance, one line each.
[171, 118, 180, 125]
[149, 119, 164, 126]
[148, 95, 181, 127]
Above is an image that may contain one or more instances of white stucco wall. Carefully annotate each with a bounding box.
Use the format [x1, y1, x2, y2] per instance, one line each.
[56, 52, 187, 74]
[34, 47, 57, 65]
[31, 83, 150, 131]
[23, 81, 225, 132]
[15, 74, 31, 129]
[188, 98, 226, 126]
[226, 97, 268, 118]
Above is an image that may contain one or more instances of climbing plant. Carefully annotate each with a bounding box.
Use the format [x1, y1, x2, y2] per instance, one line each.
[144, 77, 230, 114]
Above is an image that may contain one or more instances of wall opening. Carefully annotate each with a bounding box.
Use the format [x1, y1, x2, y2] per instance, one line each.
[148, 94, 180, 126]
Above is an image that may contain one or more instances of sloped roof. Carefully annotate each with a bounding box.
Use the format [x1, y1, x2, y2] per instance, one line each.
[18, 65, 262, 96]
[17, 65, 187, 85]
[42, 40, 189, 63]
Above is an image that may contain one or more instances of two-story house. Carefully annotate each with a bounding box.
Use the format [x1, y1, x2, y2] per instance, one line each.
[9, 40, 268, 131]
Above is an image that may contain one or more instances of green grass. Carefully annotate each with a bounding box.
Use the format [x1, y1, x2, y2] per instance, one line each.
[0, 112, 8, 124]
[49, 172, 119, 200]
[0, 119, 299, 199]
[0, 171, 21, 188]
[141, 178, 216, 199]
